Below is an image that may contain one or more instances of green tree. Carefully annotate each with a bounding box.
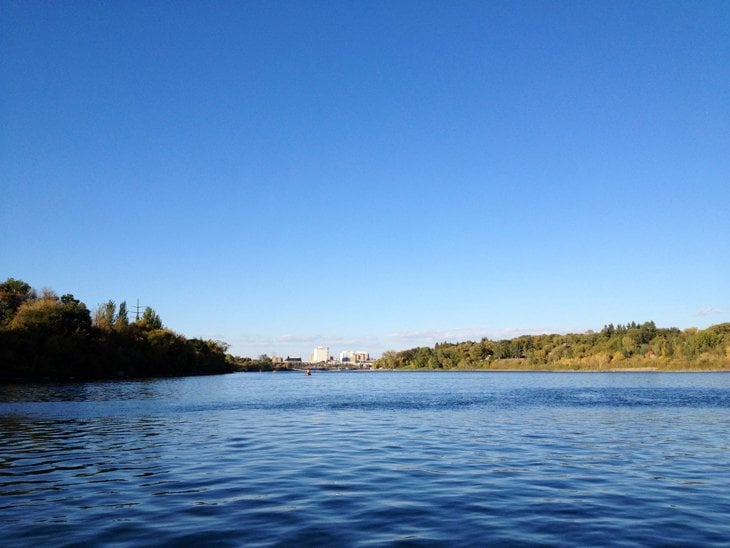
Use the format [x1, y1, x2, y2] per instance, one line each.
[93, 300, 116, 331]
[61, 294, 78, 305]
[0, 278, 37, 325]
[137, 306, 162, 330]
[9, 294, 91, 334]
[374, 351, 402, 369]
[115, 301, 129, 330]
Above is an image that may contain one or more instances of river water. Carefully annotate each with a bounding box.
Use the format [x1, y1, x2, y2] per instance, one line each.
[1, 371, 729, 546]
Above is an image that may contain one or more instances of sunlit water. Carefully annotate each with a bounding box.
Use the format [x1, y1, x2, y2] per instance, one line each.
[2, 372, 729, 546]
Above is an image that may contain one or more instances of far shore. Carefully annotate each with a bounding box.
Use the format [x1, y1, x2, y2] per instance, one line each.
[265, 367, 730, 373]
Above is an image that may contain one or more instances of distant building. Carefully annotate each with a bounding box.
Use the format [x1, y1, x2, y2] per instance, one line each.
[311, 346, 329, 363]
[284, 356, 302, 363]
[339, 351, 370, 363]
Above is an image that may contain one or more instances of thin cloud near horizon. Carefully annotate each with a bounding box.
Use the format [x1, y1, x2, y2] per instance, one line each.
[696, 307, 728, 317]
[387, 326, 561, 342]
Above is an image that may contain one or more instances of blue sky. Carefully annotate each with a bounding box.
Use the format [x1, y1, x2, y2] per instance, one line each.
[2, 1, 729, 358]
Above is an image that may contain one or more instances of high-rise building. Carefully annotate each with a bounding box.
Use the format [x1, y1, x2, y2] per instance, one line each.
[311, 346, 329, 363]
[339, 351, 370, 363]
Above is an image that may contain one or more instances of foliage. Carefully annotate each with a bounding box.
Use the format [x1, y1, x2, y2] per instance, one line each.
[116, 301, 129, 330]
[0, 278, 234, 382]
[0, 278, 37, 325]
[10, 293, 91, 334]
[374, 321, 730, 371]
[228, 354, 293, 372]
[93, 300, 117, 331]
[137, 307, 163, 330]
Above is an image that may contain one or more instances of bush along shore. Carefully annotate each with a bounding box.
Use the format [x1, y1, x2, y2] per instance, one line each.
[374, 321, 730, 371]
[0, 278, 235, 382]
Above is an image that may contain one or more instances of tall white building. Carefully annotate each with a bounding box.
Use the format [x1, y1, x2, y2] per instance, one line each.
[311, 346, 329, 363]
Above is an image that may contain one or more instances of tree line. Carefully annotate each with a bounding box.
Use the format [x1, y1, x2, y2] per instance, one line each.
[374, 321, 730, 370]
[0, 278, 235, 382]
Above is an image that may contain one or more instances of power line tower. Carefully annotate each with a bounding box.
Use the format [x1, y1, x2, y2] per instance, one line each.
[132, 299, 144, 321]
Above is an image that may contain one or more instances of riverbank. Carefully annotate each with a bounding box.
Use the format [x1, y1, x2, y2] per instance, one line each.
[372, 367, 730, 373]
[374, 322, 730, 371]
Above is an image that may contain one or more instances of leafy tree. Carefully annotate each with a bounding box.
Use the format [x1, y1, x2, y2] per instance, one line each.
[9, 295, 90, 334]
[59, 294, 92, 333]
[0, 278, 37, 325]
[209, 339, 230, 353]
[375, 351, 403, 369]
[137, 306, 162, 330]
[695, 329, 722, 351]
[115, 301, 129, 330]
[93, 300, 116, 331]
[61, 294, 79, 305]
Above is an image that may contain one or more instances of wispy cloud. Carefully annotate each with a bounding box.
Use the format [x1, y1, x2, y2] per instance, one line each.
[227, 333, 381, 350]
[276, 334, 321, 344]
[387, 327, 489, 343]
[227, 334, 320, 347]
[696, 307, 728, 317]
[491, 326, 557, 339]
[385, 326, 558, 348]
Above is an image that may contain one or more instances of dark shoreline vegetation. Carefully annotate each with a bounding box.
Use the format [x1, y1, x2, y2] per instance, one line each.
[2, 278, 729, 382]
[0, 278, 244, 382]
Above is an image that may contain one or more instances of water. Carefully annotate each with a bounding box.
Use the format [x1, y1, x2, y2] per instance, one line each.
[1, 372, 729, 546]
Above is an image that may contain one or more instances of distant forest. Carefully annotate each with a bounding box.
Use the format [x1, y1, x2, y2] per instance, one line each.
[0, 278, 235, 382]
[375, 321, 730, 371]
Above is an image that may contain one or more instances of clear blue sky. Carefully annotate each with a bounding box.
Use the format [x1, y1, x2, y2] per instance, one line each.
[2, 1, 728, 358]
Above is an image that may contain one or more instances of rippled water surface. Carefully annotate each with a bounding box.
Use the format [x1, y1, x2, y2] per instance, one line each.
[2, 372, 730, 546]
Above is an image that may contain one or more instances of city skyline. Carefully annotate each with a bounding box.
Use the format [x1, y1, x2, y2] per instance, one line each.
[272, 346, 372, 364]
[3, 2, 728, 359]
[234, 327, 562, 361]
